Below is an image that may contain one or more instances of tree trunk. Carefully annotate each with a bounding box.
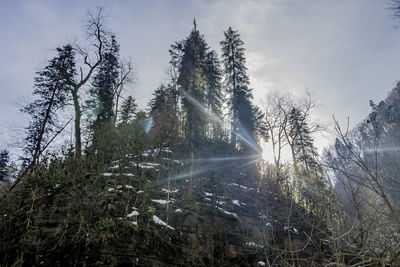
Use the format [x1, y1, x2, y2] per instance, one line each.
[72, 90, 82, 159]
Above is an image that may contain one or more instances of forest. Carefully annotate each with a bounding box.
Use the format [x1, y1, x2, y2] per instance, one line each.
[1, 4, 400, 266]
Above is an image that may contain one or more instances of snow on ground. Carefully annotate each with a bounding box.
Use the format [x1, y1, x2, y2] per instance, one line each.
[232, 200, 240, 206]
[175, 208, 182, 213]
[152, 199, 173, 205]
[204, 198, 211, 201]
[103, 173, 113, 177]
[204, 192, 213, 196]
[257, 261, 266, 266]
[137, 190, 144, 194]
[245, 242, 263, 248]
[123, 173, 135, 177]
[284, 226, 299, 234]
[131, 221, 137, 225]
[125, 185, 134, 189]
[127, 210, 139, 217]
[162, 188, 179, 193]
[227, 183, 257, 191]
[138, 162, 160, 169]
[152, 215, 175, 230]
[216, 206, 238, 218]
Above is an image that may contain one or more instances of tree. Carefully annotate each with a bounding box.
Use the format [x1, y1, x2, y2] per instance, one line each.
[149, 84, 169, 113]
[220, 27, 258, 150]
[22, 44, 75, 164]
[288, 107, 321, 175]
[170, 20, 209, 148]
[119, 96, 137, 124]
[262, 91, 292, 171]
[114, 59, 135, 125]
[68, 9, 108, 159]
[88, 34, 120, 125]
[204, 50, 223, 139]
[0, 149, 9, 181]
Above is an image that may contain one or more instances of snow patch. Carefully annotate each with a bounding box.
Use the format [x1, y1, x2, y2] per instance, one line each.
[127, 210, 139, 217]
[175, 208, 182, 213]
[232, 200, 240, 206]
[216, 206, 238, 218]
[103, 173, 113, 177]
[257, 261, 266, 266]
[152, 199, 172, 205]
[162, 188, 179, 193]
[152, 215, 175, 230]
[246, 242, 263, 248]
[204, 192, 213, 196]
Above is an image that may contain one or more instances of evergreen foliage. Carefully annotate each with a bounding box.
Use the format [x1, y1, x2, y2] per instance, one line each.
[119, 96, 137, 125]
[21, 44, 75, 162]
[220, 27, 260, 150]
[170, 20, 209, 147]
[0, 149, 9, 181]
[87, 35, 120, 126]
[288, 107, 320, 174]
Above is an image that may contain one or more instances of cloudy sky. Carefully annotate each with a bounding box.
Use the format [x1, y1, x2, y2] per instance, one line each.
[1, 0, 400, 158]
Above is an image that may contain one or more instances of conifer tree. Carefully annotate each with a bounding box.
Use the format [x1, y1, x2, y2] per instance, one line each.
[204, 50, 223, 139]
[119, 96, 137, 124]
[22, 44, 75, 163]
[88, 35, 120, 125]
[170, 20, 209, 147]
[221, 27, 258, 150]
[0, 149, 10, 181]
[288, 107, 320, 174]
[149, 84, 168, 113]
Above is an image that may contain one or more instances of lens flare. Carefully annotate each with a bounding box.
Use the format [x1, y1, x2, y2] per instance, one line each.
[140, 114, 157, 136]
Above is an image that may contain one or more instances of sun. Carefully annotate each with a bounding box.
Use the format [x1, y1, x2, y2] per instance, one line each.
[261, 139, 273, 162]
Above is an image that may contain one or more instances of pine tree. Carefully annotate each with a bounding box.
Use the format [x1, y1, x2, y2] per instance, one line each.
[221, 27, 258, 150]
[119, 96, 137, 124]
[288, 107, 320, 174]
[170, 20, 210, 148]
[88, 35, 120, 125]
[0, 149, 9, 181]
[149, 84, 168, 113]
[204, 50, 223, 139]
[22, 44, 75, 163]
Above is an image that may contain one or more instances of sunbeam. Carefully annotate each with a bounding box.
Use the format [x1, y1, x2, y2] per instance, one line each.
[180, 90, 262, 153]
[158, 155, 259, 183]
[180, 155, 259, 163]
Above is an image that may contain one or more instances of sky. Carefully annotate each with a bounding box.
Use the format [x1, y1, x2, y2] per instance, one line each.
[1, 0, 400, 160]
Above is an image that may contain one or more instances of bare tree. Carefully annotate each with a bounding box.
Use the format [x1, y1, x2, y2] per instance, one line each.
[263, 90, 323, 172]
[263, 91, 292, 171]
[113, 59, 135, 125]
[70, 8, 107, 159]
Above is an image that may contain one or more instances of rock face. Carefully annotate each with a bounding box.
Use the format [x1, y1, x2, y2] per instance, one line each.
[2, 147, 323, 266]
